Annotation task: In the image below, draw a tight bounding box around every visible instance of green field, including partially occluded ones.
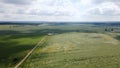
[0,23,120,68]
[21,32,120,68]
[0,25,46,68]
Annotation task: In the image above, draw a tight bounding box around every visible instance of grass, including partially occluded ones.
[0,25,46,68]
[0,34,44,68]
[0,24,120,68]
[21,32,120,68]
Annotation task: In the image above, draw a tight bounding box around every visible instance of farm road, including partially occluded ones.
[14,36,48,68]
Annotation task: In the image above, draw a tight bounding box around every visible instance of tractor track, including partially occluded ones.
[14,36,48,68]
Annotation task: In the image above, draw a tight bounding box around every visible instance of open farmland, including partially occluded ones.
[0,25,46,68]
[21,32,120,68]
[0,23,120,68]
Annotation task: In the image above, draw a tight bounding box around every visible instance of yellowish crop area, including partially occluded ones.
[22,32,120,68]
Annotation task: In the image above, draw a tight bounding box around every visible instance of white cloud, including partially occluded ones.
[0,0,120,21]
[80,0,92,5]
[26,0,79,16]
[0,0,79,16]
[86,2,120,16]
[0,0,32,5]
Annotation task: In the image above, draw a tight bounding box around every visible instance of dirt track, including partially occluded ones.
[14,36,47,68]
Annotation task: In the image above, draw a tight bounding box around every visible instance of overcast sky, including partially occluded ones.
[0,0,120,22]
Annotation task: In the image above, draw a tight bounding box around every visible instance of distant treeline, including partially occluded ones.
[0,22,42,25]
[0,21,120,26]
[92,23,120,26]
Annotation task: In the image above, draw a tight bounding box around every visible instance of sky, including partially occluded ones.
[0,0,120,22]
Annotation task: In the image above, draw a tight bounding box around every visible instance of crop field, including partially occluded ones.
[21,32,120,68]
[0,23,120,68]
[0,25,46,68]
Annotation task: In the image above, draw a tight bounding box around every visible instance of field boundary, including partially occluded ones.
[14,36,47,68]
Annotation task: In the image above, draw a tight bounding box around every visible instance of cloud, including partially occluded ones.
[0,0,32,5]
[0,0,120,21]
[0,0,79,16]
[93,0,120,4]
[0,2,28,14]
[86,2,120,16]
[25,0,79,16]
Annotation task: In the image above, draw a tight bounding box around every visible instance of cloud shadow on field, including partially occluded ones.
[114,35,120,41]
[28,28,98,34]
[0,39,36,66]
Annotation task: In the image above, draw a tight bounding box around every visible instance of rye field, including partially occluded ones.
[21,32,120,68]
[0,23,120,68]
